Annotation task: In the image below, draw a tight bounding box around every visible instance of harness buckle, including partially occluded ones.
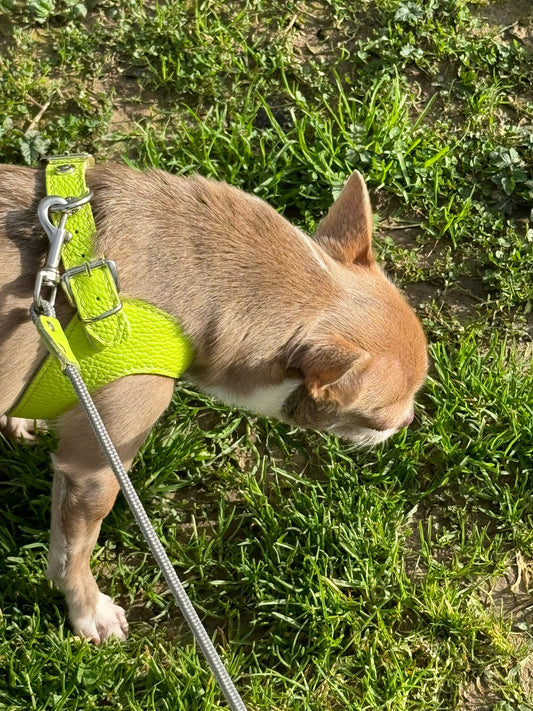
[61,258,123,323]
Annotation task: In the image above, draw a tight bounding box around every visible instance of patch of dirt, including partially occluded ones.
[0,12,15,54]
[470,0,533,52]
[404,502,533,709]
[287,0,363,62]
[90,74,165,158]
[460,553,533,708]
[521,654,533,697]
[376,216,490,325]
[481,553,533,631]
[441,277,489,319]
[458,677,503,711]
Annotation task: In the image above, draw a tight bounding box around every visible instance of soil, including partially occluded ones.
[462,555,533,709]
[470,0,533,52]
[404,498,533,710]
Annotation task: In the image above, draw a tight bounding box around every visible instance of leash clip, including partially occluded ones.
[34,192,93,313]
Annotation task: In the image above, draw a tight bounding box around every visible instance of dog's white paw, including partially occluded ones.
[71,593,129,645]
[0,416,40,442]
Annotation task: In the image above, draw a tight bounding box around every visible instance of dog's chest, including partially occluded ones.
[198,379,302,419]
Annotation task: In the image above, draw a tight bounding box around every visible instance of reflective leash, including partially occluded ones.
[32,192,248,711]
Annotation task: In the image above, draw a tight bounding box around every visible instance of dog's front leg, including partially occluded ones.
[47,374,175,644]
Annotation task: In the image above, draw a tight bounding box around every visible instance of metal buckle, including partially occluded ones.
[47,152,93,161]
[61,259,122,323]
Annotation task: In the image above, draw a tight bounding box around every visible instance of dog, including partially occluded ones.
[0,163,427,643]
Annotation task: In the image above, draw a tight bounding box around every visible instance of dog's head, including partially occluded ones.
[281,171,428,446]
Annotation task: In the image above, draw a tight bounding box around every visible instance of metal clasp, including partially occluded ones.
[34,192,93,312]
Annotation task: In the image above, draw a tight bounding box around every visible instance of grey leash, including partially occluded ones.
[64,362,248,711]
[30,193,249,711]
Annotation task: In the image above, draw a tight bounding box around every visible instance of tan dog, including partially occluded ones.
[0,164,427,643]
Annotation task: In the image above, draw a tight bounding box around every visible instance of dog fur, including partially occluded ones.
[0,163,427,642]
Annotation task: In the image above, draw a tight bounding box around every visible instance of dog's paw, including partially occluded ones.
[0,416,42,442]
[71,593,129,645]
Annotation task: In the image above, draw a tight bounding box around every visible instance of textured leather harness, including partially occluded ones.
[10,154,193,419]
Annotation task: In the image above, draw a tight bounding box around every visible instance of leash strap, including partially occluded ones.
[28,155,248,711]
[31,313,247,711]
[64,361,248,711]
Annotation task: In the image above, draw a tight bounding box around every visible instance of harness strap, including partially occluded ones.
[47,154,130,348]
[8,154,194,419]
[11,300,192,420]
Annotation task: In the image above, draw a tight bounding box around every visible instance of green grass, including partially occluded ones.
[1,0,533,709]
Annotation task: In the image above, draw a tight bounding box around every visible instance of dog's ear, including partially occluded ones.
[314,171,374,266]
[297,339,371,408]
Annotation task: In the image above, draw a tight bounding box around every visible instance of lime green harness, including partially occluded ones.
[10,154,193,420]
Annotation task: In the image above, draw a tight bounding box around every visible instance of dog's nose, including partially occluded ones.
[400,408,414,429]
